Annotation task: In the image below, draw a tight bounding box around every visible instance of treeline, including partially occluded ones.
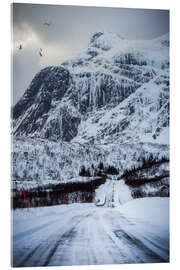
[132,188,169,199]
[131,181,169,199]
[119,153,169,201]
[12,177,106,209]
[79,162,119,177]
[121,154,169,182]
[125,174,169,187]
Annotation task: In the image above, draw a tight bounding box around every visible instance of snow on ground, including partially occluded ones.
[118,197,169,230]
[12,197,169,267]
[114,180,133,205]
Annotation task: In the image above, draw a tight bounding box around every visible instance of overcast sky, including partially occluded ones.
[12,3,169,105]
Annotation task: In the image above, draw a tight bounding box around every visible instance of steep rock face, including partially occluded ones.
[69,71,141,114]
[13,32,169,144]
[13,66,80,141]
[13,66,70,120]
[72,72,169,144]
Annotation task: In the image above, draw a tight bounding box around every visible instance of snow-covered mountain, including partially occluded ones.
[13,32,169,145]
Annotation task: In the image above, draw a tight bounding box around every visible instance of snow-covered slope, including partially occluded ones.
[12,137,169,189]
[13,32,169,145]
[72,75,169,144]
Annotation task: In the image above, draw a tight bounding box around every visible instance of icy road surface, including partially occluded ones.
[12,197,169,267]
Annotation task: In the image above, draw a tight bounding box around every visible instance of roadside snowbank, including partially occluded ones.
[118,197,169,230]
[114,180,133,205]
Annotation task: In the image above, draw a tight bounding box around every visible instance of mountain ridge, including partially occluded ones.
[13,32,169,145]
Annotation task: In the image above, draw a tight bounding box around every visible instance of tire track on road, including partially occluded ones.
[15,213,91,267]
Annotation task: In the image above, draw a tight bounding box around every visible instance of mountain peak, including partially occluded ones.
[89,31,124,51]
[13,31,169,145]
[90,32,104,43]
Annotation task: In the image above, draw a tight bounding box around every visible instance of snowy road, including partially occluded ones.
[12,198,169,267]
[95,179,133,207]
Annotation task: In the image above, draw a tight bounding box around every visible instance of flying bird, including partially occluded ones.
[17,44,22,50]
[39,48,43,57]
[43,22,51,26]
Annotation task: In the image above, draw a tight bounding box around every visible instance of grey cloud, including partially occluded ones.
[12,3,169,104]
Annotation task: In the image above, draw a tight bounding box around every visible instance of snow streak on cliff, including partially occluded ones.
[13,32,169,145]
